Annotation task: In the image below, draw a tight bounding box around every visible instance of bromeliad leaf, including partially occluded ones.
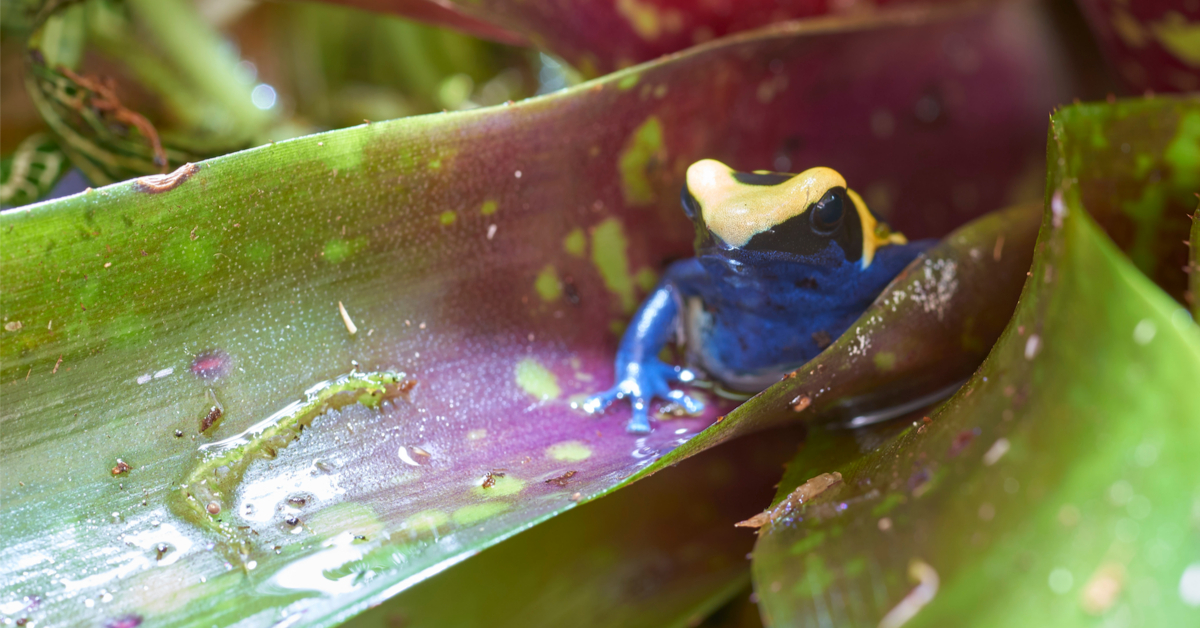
[751,96,1200,628]
[351,426,805,628]
[0,4,1089,627]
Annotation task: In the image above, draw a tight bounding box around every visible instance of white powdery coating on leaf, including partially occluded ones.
[847,327,872,357]
[1051,190,1068,228]
[908,258,958,321]
[886,289,909,313]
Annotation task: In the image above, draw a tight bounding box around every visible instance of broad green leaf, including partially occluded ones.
[1,4,1087,626]
[752,95,1200,627]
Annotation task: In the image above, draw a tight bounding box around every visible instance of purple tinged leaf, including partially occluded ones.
[349,426,804,628]
[1074,0,1200,94]
[0,4,1095,626]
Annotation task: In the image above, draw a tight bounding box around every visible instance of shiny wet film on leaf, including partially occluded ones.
[1,3,1095,627]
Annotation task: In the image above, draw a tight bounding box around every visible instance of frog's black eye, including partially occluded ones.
[742,185,863,262]
[810,189,845,235]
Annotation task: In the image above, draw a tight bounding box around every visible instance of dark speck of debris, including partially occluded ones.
[908,469,931,494]
[155,543,170,560]
[482,470,507,489]
[111,459,131,476]
[191,349,231,380]
[104,614,143,628]
[285,515,300,527]
[353,535,368,542]
[287,496,307,507]
[200,404,223,433]
[174,429,184,438]
[948,428,980,457]
[545,470,577,487]
[563,276,581,305]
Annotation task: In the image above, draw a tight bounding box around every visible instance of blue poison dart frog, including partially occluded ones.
[582,159,932,433]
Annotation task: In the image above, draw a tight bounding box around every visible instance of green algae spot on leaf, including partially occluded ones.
[591,217,637,313]
[535,264,562,301]
[452,501,511,526]
[546,440,593,462]
[563,227,587,257]
[514,358,561,400]
[618,116,664,206]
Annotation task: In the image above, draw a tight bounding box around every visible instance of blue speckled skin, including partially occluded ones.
[583,169,932,433]
[680,241,930,387]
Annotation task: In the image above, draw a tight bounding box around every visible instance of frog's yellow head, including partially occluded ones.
[682,159,907,268]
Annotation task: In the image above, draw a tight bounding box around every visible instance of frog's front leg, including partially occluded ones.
[582,261,705,433]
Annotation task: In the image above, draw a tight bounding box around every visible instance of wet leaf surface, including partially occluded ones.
[752,96,1200,627]
[1,4,1087,626]
[346,426,802,628]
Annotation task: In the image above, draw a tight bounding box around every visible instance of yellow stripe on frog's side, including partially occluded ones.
[686,159,907,269]
[847,188,908,268]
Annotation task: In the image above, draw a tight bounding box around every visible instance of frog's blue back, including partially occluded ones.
[681,239,930,392]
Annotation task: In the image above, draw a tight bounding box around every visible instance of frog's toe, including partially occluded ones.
[672,367,699,384]
[665,389,705,415]
[580,388,621,414]
[653,362,697,384]
[625,400,652,434]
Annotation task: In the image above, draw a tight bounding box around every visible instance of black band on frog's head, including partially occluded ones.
[681,159,905,268]
[731,171,793,186]
[742,186,864,263]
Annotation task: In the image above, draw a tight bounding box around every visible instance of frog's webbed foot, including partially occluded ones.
[581,361,704,434]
